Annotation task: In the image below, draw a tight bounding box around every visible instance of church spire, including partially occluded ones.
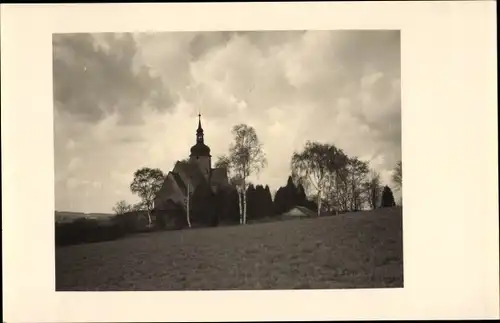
[196,113,204,144]
[190,112,211,158]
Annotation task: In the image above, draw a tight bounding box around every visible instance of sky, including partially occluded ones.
[53,30,401,213]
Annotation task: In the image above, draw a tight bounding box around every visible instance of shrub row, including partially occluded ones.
[55,218,127,246]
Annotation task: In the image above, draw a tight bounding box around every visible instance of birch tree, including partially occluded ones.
[364,170,382,210]
[129,167,165,227]
[226,124,267,225]
[291,141,347,216]
[184,182,192,228]
[230,174,245,224]
[292,142,329,216]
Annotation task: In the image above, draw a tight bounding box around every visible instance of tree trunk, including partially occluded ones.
[317,189,322,216]
[242,177,247,224]
[351,180,356,211]
[333,175,339,215]
[238,190,243,224]
[186,184,192,228]
[146,209,152,227]
[243,192,247,224]
[353,191,358,211]
[371,188,377,210]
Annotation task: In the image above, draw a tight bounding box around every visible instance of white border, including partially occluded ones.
[2,2,498,322]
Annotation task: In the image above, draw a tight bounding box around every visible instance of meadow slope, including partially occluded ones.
[56,207,403,290]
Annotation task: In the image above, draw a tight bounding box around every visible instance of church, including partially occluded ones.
[153,114,231,226]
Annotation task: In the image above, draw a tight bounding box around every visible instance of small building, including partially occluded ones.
[283,206,317,218]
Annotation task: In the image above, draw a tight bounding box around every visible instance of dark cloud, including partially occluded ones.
[188,31,306,61]
[235,30,306,53]
[332,30,401,79]
[188,31,233,60]
[53,33,176,124]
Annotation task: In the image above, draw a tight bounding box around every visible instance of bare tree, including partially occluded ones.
[364,170,382,210]
[112,200,132,215]
[392,160,402,191]
[325,165,350,214]
[226,124,267,225]
[322,171,342,214]
[345,157,370,211]
[130,167,165,226]
[392,160,402,205]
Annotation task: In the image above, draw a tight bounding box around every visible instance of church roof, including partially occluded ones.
[171,172,187,194]
[173,160,206,189]
[284,206,316,217]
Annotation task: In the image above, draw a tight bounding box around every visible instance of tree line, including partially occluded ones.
[291,141,400,215]
[56,122,402,246]
[118,123,402,225]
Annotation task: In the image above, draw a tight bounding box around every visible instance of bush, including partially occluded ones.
[217,188,241,224]
[191,181,218,227]
[155,208,186,231]
[115,211,152,233]
[55,217,126,246]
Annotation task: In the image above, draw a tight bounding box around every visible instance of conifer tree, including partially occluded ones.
[380,185,396,208]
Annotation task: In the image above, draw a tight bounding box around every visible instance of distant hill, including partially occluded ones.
[55,211,115,224]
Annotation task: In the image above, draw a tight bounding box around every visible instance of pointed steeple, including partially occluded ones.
[196,113,204,143]
[190,113,211,158]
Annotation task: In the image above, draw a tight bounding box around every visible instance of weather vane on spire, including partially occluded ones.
[198,101,202,128]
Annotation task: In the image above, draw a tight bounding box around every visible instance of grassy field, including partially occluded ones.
[56,207,403,291]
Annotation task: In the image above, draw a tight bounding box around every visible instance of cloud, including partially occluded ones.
[188,31,234,60]
[53,33,175,125]
[54,30,401,213]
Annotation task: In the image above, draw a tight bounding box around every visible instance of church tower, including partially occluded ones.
[189,114,211,179]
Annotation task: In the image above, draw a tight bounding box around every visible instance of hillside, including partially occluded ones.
[55,211,115,223]
[56,207,403,291]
